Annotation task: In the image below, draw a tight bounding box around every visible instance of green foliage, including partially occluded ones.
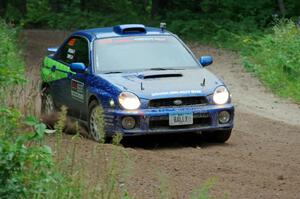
[4,4,20,23]
[2,0,299,32]
[0,111,53,199]
[23,0,142,29]
[94,105,106,143]
[54,106,67,156]
[112,133,123,146]
[164,4,268,49]
[25,0,52,27]
[0,24,53,195]
[243,20,300,102]
[0,19,24,89]
[190,178,217,199]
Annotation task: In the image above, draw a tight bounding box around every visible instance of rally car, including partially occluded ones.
[41,24,234,142]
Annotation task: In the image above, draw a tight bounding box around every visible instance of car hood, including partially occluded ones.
[97,68,223,99]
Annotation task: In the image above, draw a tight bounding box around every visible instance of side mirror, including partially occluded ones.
[70,63,87,73]
[199,56,213,67]
[47,47,58,54]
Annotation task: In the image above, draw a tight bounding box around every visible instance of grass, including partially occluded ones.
[0,19,41,116]
[242,20,300,103]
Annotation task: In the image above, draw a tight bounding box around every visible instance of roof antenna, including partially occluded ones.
[160,22,166,32]
[201,78,206,87]
[141,82,144,90]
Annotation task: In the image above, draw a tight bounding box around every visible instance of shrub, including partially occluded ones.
[0,113,53,198]
[0,19,54,199]
[0,19,24,89]
[244,20,300,102]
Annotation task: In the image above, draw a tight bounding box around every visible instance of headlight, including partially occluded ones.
[118,92,141,110]
[213,86,230,105]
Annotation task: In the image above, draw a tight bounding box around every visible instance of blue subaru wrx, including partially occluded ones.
[41,24,234,142]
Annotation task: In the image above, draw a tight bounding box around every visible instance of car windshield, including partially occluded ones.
[94,36,199,73]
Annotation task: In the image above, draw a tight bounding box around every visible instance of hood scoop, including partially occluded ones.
[138,73,183,79]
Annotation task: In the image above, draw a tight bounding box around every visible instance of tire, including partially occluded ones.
[88,100,106,142]
[41,88,55,115]
[203,130,232,143]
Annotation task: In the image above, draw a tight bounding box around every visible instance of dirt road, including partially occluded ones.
[22,30,300,199]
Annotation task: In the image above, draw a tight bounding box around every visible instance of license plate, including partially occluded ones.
[169,113,193,126]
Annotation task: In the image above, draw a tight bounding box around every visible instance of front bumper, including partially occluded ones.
[105,104,234,136]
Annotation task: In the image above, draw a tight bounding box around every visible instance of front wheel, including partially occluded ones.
[203,130,232,143]
[88,100,106,142]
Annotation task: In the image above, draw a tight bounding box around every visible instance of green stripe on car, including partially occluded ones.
[41,57,74,82]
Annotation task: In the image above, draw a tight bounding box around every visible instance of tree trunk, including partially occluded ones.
[20,0,26,15]
[1,0,26,18]
[80,0,86,11]
[151,0,160,19]
[0,0,7,17]
[49,0,61,12]
[144,0,148,10]
[277,0,286,17]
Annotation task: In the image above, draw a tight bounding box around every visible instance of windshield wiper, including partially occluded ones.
[148,67,184,71]
[103,71,123,74]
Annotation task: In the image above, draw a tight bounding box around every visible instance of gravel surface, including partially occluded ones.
[22,30,300,199]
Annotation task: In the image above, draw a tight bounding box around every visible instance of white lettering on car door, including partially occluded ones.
[71,79,84,103]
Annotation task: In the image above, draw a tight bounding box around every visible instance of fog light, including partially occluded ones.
[121,116,136,130]
[218,111,230,124]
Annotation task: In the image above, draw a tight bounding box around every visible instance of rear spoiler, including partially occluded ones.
[47,47,58,54]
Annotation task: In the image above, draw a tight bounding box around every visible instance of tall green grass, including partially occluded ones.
[0,20,25,103]
[243,20,300,102]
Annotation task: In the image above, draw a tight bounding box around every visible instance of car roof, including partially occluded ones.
[71,24,172,41]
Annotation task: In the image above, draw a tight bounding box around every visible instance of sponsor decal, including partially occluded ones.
[67,54,74,60]
[151,90,202,96]
[173,99,183,106]
[97,37,167,44]
[68,38,76,46]
[67,48,75,60]
[71,79,84,102]
[68,48,75,54]
[133,37,167,41]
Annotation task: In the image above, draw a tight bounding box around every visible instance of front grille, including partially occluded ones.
[149,97,208,108]
[149,113,211,130]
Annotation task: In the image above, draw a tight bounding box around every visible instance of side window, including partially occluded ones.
[57,37,89,67]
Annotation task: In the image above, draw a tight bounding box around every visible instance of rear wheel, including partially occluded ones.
[88,100,106,142]
[41,88,55,115]
[203,130,232,143]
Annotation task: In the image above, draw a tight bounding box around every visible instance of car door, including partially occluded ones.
[66,36,90,119]
[47,38,77,109]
